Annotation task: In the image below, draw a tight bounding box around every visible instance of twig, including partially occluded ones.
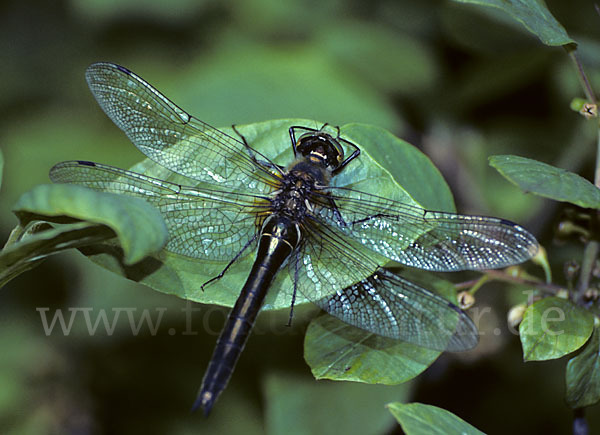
[575,241,599,304]
[565,46,596,105]
[454,269,564,296]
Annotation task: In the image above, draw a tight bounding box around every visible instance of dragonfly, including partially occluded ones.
[49,62,539,415]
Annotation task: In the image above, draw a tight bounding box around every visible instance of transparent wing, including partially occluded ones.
[290,218,477,351]
[315,186,538,272]
[50,160,266,261]
[317,269,478,351]
[85,62,279,194]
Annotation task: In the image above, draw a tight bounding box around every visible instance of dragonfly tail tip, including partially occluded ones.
[191,391,215,416]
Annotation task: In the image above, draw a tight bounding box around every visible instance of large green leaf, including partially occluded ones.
[450,0,574,46]
[566,325,600,408]
[519,297,594,361]
[304,314,441,384]
[80,120,454,309]
[11,184,168,265]
[489,155,600,209]
[388,402,485,435]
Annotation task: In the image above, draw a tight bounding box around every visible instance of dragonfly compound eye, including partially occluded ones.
[296,133,345,171]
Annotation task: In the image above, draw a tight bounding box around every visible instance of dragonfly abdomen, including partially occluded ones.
[195,215,300,415]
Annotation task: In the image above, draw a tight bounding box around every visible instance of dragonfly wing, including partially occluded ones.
[50,161,264,261]
[315,187,538,271]
[317,269,478,351]
[85,63,278,194]
[290,217,379,301]
[289,218,477,351]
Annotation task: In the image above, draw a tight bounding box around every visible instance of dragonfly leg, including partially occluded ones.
[332,136,360,174]
[232,124,285,171]
[327,196,348,227]
[350,212,395,226]
[200,233,259,291]
[288,126,301,156]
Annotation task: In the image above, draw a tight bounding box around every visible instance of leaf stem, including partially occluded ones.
[466,274,490,295]
[575,240,599,304]
[564,45,600,187]
[595,129,600,188]
[454,269,563,296]
[565,45,596,105]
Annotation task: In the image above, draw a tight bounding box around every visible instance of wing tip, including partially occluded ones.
[85,62,133,87]
[76,160,96,167]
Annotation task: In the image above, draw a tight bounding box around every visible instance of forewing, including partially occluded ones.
[290,218,477,351]
[316,187,538,272]
[85,62,278,193]
[50,161,264,261]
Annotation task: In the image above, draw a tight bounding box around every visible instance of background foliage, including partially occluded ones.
[2,0,600,433]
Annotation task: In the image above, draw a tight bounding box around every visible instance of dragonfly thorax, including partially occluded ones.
[270,162,328,223]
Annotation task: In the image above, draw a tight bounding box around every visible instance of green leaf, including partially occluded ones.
[12,184,168,265]
[489,155,600,209]
[304,314,440,384]
[264,372,408,435]
[450,0,575,46]
[76,120,454,309]
[0,221,113,289]
[566,325,600,408]
[388,402,485,435]
[519,297,594,361]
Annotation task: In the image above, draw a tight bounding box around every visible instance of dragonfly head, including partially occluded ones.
[295,131,345,172]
